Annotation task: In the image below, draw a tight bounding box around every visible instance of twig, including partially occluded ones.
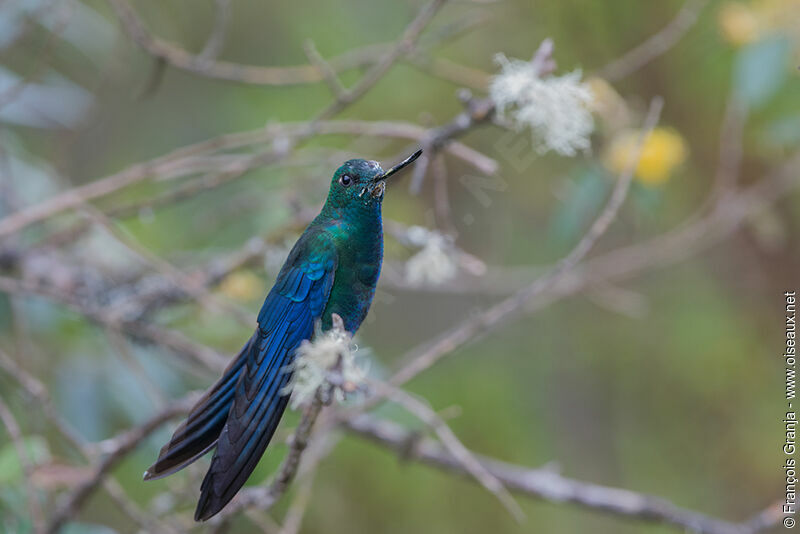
[105,328,168,408]
[278,473,315,534]
[740,502,783,533]
[200,0,232,60]
[408,54,490,90]
[407,37,555,193]
[0,349,87,453]
[432,154,457,235]
[277,434,338,534]
[303,40,346,99]
[271,389,327,496]
[315,0,449,120]
[103,478,183,534]
[408,90,497,194]
[0,396,44,533]
[370,380,524,521]
[598,0,709,81]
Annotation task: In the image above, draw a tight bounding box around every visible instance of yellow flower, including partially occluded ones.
[718,2,760,46]
[604,128,688,186]
[218,270,264,301]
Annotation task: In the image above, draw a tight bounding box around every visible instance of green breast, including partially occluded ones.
[320,209,383,333]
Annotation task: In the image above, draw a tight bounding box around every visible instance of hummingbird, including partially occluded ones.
[144,149,423,521]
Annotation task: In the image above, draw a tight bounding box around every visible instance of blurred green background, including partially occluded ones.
[0,0,798,532]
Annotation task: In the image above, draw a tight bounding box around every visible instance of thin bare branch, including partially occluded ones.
[303,40,347,99]
[316,0,449,120]
[200,0,232,60]
[0,396,44,533]
[598,0,709,81]
[0,349,88,453]
[370,380,524,521]
[277,434,338,534]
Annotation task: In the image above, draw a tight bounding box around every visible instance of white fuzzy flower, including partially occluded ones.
[287,314,368,409]
[490,54,594,156]
[404,228,458,287]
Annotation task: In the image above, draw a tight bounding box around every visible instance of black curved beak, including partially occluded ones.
[375,149,423,182]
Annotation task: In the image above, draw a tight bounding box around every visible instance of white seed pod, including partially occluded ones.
[490,54,595,157]
[287,314,369,409]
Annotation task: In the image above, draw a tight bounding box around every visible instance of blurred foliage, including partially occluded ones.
[1,0,799,533]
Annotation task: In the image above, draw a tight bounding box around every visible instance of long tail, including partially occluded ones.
[194,307,314,521]
[143,335,255,480]
[146,256,333,521]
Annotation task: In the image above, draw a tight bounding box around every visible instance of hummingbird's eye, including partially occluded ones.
[339,174,353,187]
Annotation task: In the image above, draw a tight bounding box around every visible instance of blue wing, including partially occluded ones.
[194,233,337,521]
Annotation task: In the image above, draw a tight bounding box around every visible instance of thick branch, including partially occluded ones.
[345,415,775,534]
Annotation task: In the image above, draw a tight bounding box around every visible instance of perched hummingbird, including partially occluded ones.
[144,149,422,521]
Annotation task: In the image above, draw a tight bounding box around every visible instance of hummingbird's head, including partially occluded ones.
[327,149,422,210]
